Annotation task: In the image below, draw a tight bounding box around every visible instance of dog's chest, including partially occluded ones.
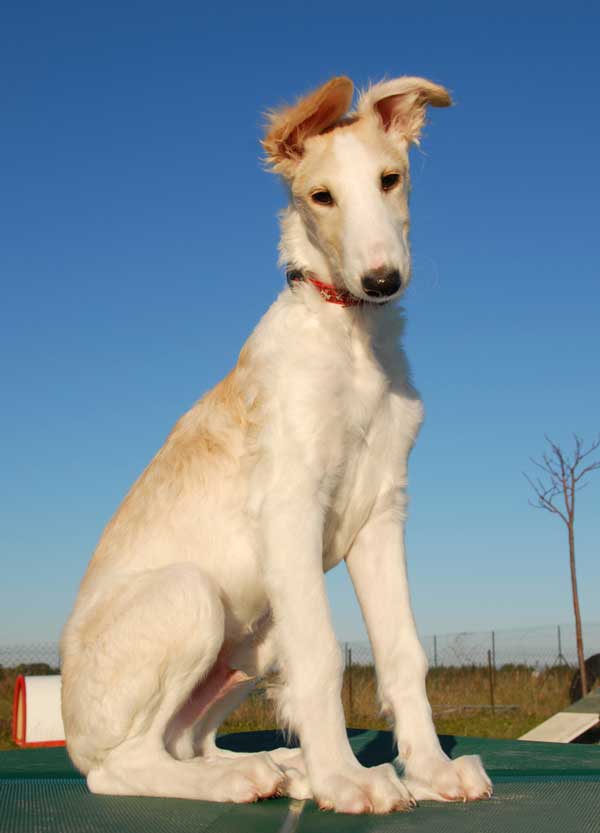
[251,298,418,570]
[320,334,394,568]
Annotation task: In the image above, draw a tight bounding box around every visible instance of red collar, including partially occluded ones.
[286,270,363,307]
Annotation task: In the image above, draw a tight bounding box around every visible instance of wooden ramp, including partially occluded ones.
[520,688,600,743]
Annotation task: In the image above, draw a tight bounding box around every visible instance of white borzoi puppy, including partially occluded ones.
[61,75,492,814]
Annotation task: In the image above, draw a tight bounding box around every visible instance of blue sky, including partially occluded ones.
[1,2,599,648]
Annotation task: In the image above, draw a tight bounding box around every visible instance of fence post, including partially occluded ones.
[491,630,496,683]
[487,649,495,714]
[343,642,348,712]
[348,647,353,722]
[555,625,569,666]
[433,635,438,669]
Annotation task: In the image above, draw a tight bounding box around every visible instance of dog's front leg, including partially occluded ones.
[259,491,413,814]
[346,503,493,803]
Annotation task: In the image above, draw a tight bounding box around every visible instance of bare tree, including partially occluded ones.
[525,434,600,697]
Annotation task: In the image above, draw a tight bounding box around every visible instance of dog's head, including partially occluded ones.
[263,76,451,303]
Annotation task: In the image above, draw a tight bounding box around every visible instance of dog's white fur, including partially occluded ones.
[60,75,492,813]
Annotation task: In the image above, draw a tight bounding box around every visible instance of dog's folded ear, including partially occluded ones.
[262,76,354,176]
[357,77,451,145]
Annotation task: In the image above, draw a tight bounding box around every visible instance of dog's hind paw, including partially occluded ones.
[204,750,287,802]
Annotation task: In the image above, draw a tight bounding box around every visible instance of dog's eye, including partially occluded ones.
[381,172,401,192]
[311,190,334,206]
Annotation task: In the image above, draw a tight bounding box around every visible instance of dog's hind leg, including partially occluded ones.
[192,681,312,800]
[62,563,285,801]
[175,624,312,800]
[165,614,276,761]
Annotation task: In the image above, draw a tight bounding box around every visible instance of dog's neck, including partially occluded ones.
[278,206,335,286]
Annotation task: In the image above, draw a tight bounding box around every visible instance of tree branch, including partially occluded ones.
[525,434,600,525]
[523,472,569,525]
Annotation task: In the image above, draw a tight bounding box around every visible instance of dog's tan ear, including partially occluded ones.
[357,77,451,145]
[262,76,354,176]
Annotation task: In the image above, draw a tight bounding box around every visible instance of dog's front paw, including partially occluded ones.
[315,763,414,814]
[403,753,492,802]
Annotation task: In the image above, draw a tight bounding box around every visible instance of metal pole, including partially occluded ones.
[487,650,495,714]
[433,635,438,669]
[491,630,496,683]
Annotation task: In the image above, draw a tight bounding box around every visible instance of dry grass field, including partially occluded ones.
[0,663,574,752]
[221,664,574,740]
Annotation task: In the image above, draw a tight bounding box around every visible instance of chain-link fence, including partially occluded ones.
[342,622,600,671]
[1,625,599,746]
[0,642,60,673]
[424,622,600,670]
[1,623,599,674]
[339,624,600,728]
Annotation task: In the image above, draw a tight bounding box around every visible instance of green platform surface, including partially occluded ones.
[1,730,600,833]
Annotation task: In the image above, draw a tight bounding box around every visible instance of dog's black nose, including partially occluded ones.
[361,269,402,299]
